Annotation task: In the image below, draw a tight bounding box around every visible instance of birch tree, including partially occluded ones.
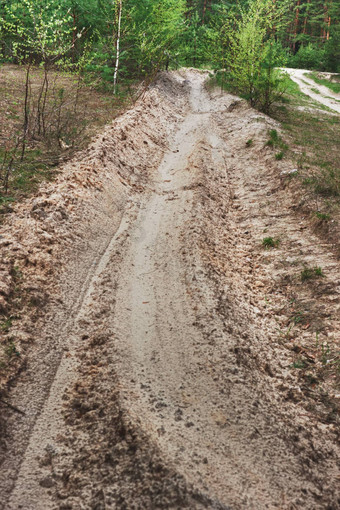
[113,0,122,94]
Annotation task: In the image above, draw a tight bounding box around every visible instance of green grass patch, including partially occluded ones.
[0,316,13,333]
[281,76,307,100]
[308,72,340,95]
[314,211,330,221]
[5,339,20,358]
[266,129,279,146]
[271,100,340,197]
[291,358,307,369]
[301,266,324,282]
[265,129,288,161]
[262,236,280,249]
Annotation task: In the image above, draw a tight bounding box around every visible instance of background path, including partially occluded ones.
[281,67,340,113]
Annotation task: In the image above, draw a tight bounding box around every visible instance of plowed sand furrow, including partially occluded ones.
[0,71,339,510]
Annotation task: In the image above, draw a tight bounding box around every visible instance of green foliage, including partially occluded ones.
[126,0,186,75]
[323,25,340,73]
[301,266,324,282]
[215,0,289,113]
[0,0,74,63]
[288,44,325,71]
[287,20,340,74]
[314,211,330,222]
[262,237,280,249]
[1,0,339,85]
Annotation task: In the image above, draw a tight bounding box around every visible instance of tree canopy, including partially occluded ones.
[1,0,339,86]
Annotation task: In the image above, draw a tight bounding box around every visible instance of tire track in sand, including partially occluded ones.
[4,206,135,509]
[112,74,243,505]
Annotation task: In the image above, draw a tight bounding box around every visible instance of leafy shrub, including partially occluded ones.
[323,25,340,73]
[288,44,325,70]
[223,0,288,113]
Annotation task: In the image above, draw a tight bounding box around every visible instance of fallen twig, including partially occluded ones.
[0,398,25,415]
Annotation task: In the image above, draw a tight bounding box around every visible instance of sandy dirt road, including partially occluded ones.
[0,71,339,509]
[281,67,340,113]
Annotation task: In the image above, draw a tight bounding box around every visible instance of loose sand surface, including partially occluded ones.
[0,71,339,509]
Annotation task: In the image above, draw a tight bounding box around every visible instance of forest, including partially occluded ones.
[1,0,339,88]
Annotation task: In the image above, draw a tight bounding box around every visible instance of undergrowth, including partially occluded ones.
[272,85,340,200]
[0,65,137,216]
[300,266,324,281]
[262,236,280,249]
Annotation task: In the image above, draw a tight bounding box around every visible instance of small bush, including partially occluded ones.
[223,1,288,114]
[262,237,280,249]
[301,266,324,281]
[314,211,330,222]
[289,44,325,70]
[268,129,278,144]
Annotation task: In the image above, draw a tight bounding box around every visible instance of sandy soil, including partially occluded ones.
[281,67,340,113]
[0,71,339,509]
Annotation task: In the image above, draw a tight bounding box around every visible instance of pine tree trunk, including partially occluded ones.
[303,0,310,34]
[293,0,301,53]
[202,0,207,24]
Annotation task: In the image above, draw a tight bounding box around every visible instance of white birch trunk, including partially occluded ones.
[113,0,122,95]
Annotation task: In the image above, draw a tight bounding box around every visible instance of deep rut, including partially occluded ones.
[3,211,135,509]
[112,81,242,504]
